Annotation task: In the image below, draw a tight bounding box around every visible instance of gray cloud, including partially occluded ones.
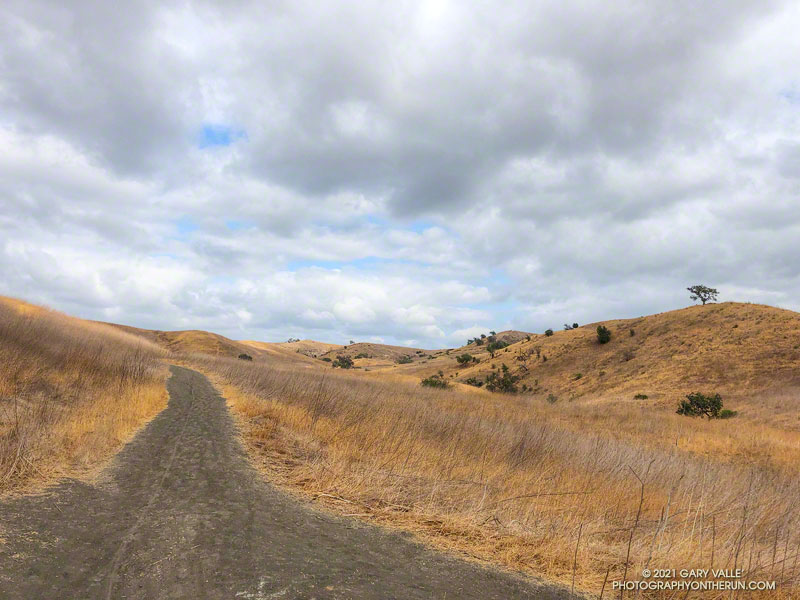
[1,0,799,346]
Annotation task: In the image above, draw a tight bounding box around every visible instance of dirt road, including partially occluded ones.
[0,366,568,599]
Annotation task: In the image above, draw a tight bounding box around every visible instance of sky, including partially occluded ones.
[1,0,799,347]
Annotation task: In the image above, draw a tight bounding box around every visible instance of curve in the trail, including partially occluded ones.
[0,366,569,599]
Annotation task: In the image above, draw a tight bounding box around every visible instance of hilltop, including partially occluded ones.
[15,295,800,409]
[412,302,800,406]
[4,294,800,593]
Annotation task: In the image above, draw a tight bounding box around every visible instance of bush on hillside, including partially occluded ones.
[238,353,253,361]
[332,355,354,369]
[596,325,611,344]
[421,372,449,389]
[633,393,648,400]
[485,364,520,393]
[544,329,554,337]
[486,340,509,354]
[456,353,476,365]
[676,392,723,419]
[463,377,484,387]
[396,355,413,364]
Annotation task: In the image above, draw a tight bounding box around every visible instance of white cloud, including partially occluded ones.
[1,0,799,346]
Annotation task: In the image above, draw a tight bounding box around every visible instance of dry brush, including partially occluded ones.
[0,300,168,492]
[195,353,800,598]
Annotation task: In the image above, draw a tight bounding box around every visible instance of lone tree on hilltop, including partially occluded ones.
[688,285,719,305]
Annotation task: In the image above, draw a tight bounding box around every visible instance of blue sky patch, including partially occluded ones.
[174,216,199,237]
[199,124,247,148]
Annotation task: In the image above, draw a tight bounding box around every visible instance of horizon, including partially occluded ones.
[13,293,789,350]
[3,2,800,347]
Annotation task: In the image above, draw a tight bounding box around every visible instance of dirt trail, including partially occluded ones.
[0,366,567,599]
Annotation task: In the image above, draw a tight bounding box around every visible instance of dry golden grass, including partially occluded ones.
[0,297,168,493]
[384,303,800,405]
[193,351,800,598]
[243,339,344,359]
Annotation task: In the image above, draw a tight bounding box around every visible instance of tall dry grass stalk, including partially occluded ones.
[195,354,800,598]
[0,300,168,493]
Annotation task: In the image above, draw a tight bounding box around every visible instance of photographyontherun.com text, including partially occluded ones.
[613,569,776,592]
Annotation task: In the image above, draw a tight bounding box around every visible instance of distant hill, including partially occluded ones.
[104,323,258,358]
[317,341,436,368]
[245,339,343,358]
[10,295,800,406]
[439,302,800,403]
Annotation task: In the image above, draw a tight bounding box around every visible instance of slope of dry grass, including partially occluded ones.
[106,322,258,358]
[244,339,344,359]
[378,303,800,405]
[193,352,800,598]
[0,298,168,493]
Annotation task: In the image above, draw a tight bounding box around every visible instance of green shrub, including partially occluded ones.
[456,353,474,365]
[572,372,582,380]
[321,357,332,362]
[355,353,369,359]
[719,408,738,419]
[544,329,554,337]
[332,355,354,369]
[676,392,723,419]
[421,371,449,389]
[485,364,519,393]
[486,340,509,354]
[396,355,413,364]
[546,393,558,404]
[596,325,611,344]
[463,377,484,387]
[237,353,253,361]
[633,393,648,400]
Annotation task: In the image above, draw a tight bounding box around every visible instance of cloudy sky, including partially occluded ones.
[1,1,799,347]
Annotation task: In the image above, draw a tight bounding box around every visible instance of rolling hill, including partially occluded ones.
[98,301,800,411]
[352,303,800,409]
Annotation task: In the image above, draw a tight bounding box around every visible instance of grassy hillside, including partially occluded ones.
[374,303,800,406]
[8,294,799,594]
[180,302,800,597]
[195,349,800,598]
[0,297,168,493]
[106,323,259,358]
[258,339,344,358]
[319,341,434,368]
